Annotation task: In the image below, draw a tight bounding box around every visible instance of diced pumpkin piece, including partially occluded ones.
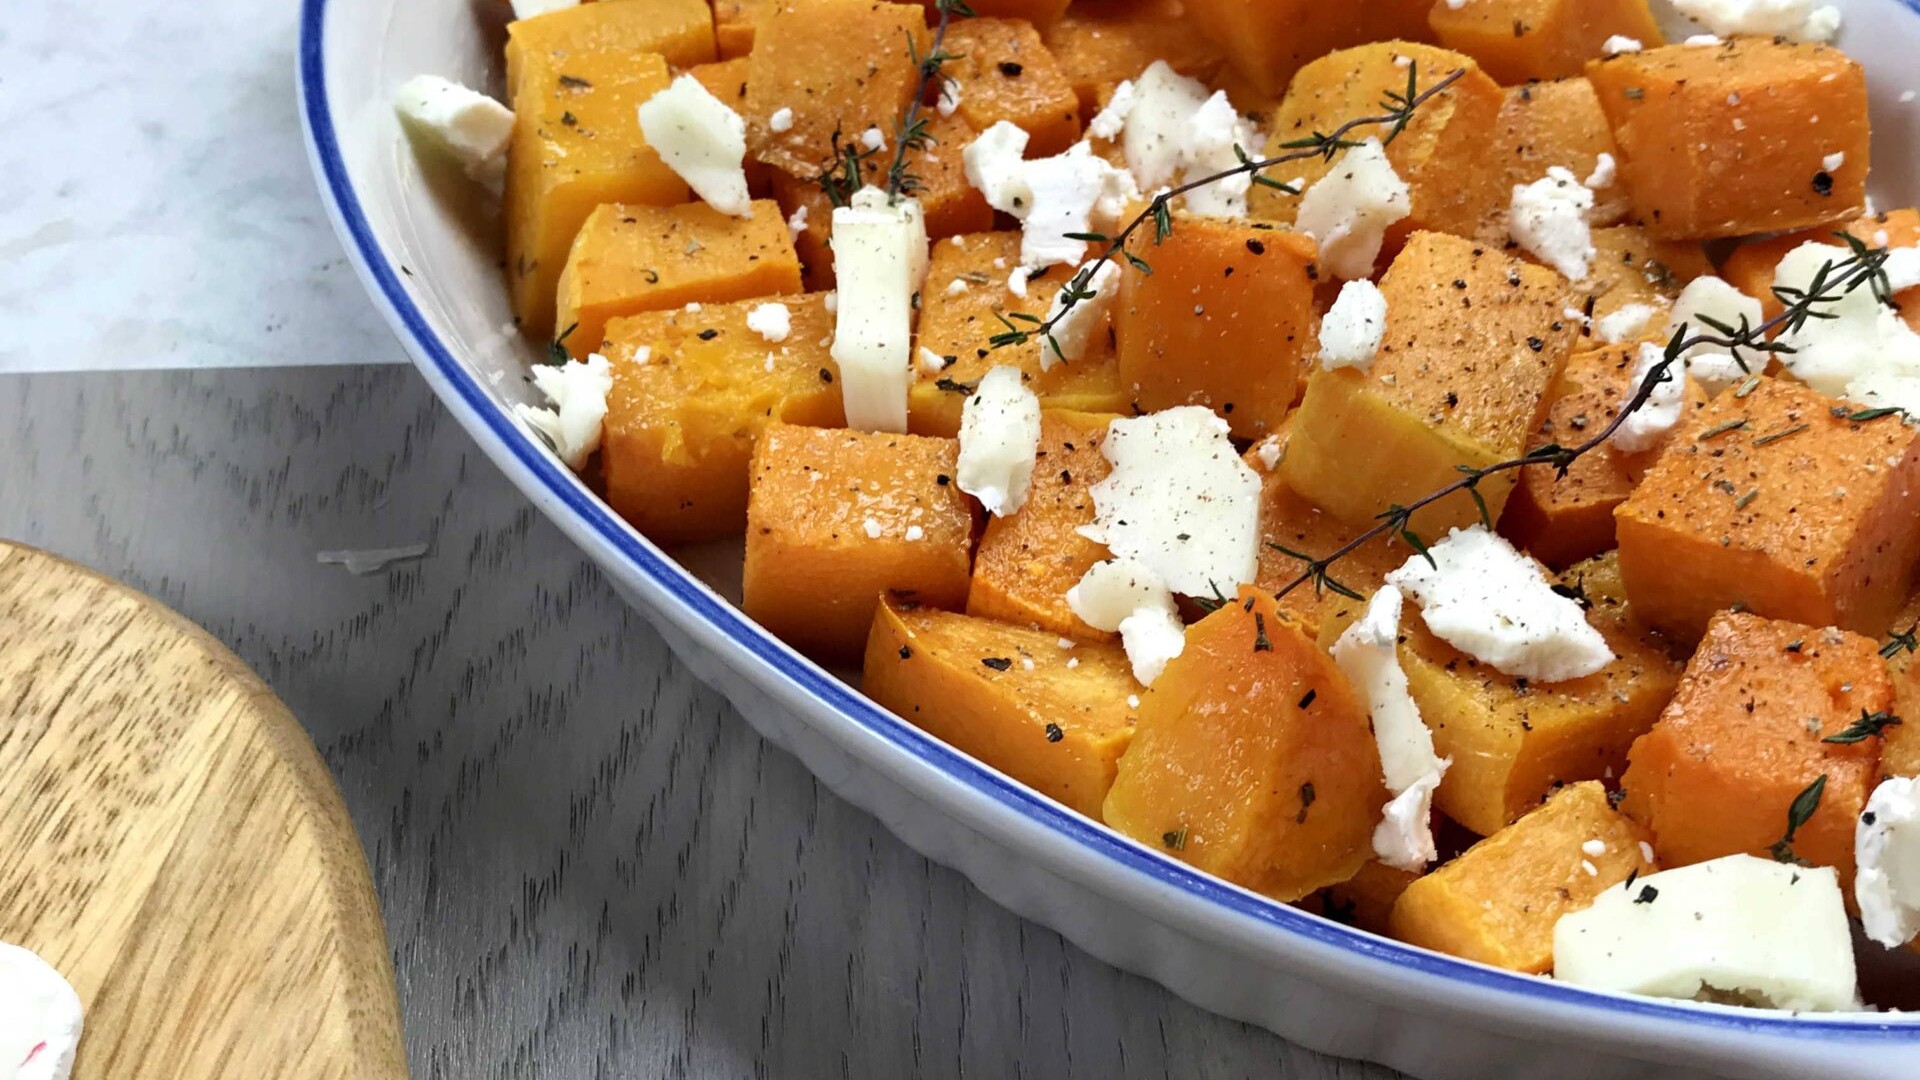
[1576,225,1711,324]
[504,51,686,335]
[1586,38,1869,240]
[1250,43,1506,246]
[915,0,1072,26]
[1183,0,1436,99]
[743,423,978,660]
[505,0,716,98]
[555,200,802,359]
[1388,781,1656,973]
[744,0,930,179]
[1115,220,1318,440]
[599,295,843,544]
[1487,79,1630,237]
[910,232,1129,437]
[687,58,773,197]
[966,411,1117,640]
[1103,588,1387,902]
[1398,552,1683,837]
[1281,231,1577,534]
[942,18,1083,159]
[1722,209,1920,331]
[1883,590,1920,782]
[864,597,1136,818]
[1039,0,1225,115]
[1253,474,1414,641]
[1621,612,1891,891]
[1317,860,1422,937]
[712,0,772,59]
[1429,0,1664,86]
[1615,377,1920,641]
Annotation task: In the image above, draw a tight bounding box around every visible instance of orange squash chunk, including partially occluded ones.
[1430,0,1664,86]
[910,232,1129,437]
[1182,0,1436,99]
[686,58,773,198]
[1115,221,1317,440]
[1253,473,1412,642]
[1388,782,1656,973]
[1586,38,1869,240]
[1039,0,1225,115]
[1316,860,1422,937]
[1722,209,1920,331]
[1487,79,1630,236]
[942,18,1083,159]
[916,0,1072,26]
[504,0,715,98]
[1621,612,1891,892]
[504,51,686,335]
[743,424,978,661]
[555,200,802,359]
[1615,377,1920,641]
[1102,589,1386,903]
[966,411,1117,641]
[599,295,843,545]
[1577,225,1712,324]
[712,0,772,59]
[1883,590,1920,781]
[744,0,930,179]
[1250,43,1506,246]
[1282,232,1577,535]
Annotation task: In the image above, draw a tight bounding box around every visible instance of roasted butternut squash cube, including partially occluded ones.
[1316,860,1422,937]
[1577,225,1711,324]
[712,0,772,59]
[555,200,802,359]
[1250,43,1506,245]
[1281,232,1577,534]
[1388,782,1656,973]
[1621,612,1892,892]
[1115,221,1317,440]
[1399,553,1683,837]
[1253,475,1413,641]
[1103,590,1386,902]
[505,0,716,98]
[1183,0,1436,99]
[966,410,1117,640]
[743,424,978,660]
[745,0,930,179]
[600,295,843,544]
[1040,0,1225,115]
[1615,377,1920,641]
[1723,209,1920,331]
[687,58,773,198]
[917,0,1072,26]
[504,51,686,335]
[1586,38,1869,240]
[1430,0,1664,86]
[1487,79,1630,236]
[864,597,1135,818]
[942,18,1083,159]
[910,232,1129,436]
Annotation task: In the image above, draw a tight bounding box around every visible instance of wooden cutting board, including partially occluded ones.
[0,543,407,1079]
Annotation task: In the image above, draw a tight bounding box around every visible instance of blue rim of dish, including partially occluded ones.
[299,0,1920,1042]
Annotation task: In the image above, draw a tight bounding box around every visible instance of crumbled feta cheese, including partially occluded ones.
[964,121,1035,215]
[1858,776,1920,948]
[1773,241,1920,401]
[785,203,810,241]
[917,347,950,374]
[1180,91,1260,219]
[1666,275,1765,393]
[1596,302,1658,345]
[957,366,1043,517]
[1319,280,1389,371]
[830,187,929,432]
[509,0,576,21]
[1332,586,1449,871]
[744,302,792,343]
[393,75,515,191]
[515,352,614,470]
[1683,33,1724,45]
[1612,343,1686,453]
[1296,138,1411,280]
[1582,839,1609,858]
[1016,143,1137,270]
[1007,265,1030,299]
[1123,61,1210,190]
[1603,35,1644,54]
[1884,246,1920,293]
[1067,558,1187,686]
[1088,79,1137,141]
[768,106,794,133]
[1087,407,1262,598]
[1253,436,1284,471]
[860,126,887,152]
[1553,854,1859,1012]
[906,524,925,542]
[0,943,83,1080]
[936,78,962,118]
[1668,0,1842,43]
[863,518,884,539]
[1386,525,1614,683]
[1583,152,1617,191]
[1509,167,1595,282]
[636,75,752,217]
[1844,370,1920,419]
[1038,261,1121,369]
[1822,151,1847,172]
[945,277,970,297]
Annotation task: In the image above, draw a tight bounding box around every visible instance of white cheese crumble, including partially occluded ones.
[936,78,962,118]
[744,302,792,343]
[1253,436,1284,471]
[393,75,515,192]
[1823,151,1847,172]
[1088,79,1137,141]
[1067,558,1187,686]
[509,0,577,20]
[1666,275,1766,394]
[1611,343,1686,454]
[1086,407,1262,598]
[1583,152,1617,191]
[636,75,752,217]
[1603,35,1644,55]
[964,125,1137,272]
[1121,61,1210,190]
[863,517,884,539]
[0,942,84,1080]
[1295,138,1411,281]
[860,126,887,152]
[516,352,614,470]
[1319,280,1389,371]
[1668,0,1843,43]
[1595,302,1658,345]
[1038,261,1121,369]
[962,121,1034,216]
[785,203,810,242]
[768,107,794,133]
[1331,586,1449,871]
[829,187,929,433]
[1508,166,1595,282]
[1773,241,1920,405]
[1385,525,1614,683]
[1553,854,1859,1012]
[1179,91,1260,220]
[917,346,950,374]
[1582,839,1609,858]
[1857,775,1920,948]
[956,366,1043,517]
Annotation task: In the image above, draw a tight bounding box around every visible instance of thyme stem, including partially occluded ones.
[885,0,972,201]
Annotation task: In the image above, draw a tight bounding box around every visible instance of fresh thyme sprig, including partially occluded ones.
[814,129,882,210]
[987,65,1468,356]
[886,0,973,201]
[1768,774,1828,866]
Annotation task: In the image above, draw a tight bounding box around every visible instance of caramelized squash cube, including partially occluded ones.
[1040,0,1225,115]
[1281,232,1576,534]
[505,0,716,97]
[1615,377,1920,641]
[712,0,772,59]
[1487,79,1631,236]
[864,597,1135,818]
[1253,473,1413,641]
[1576,225,1711,324]
[1722,209,1920,331]
[1586,38,1869,240]
[744,0,930,179]
[1388,782,1656,973]
[1317,860,1422,937]
[687,58,773,198]
[1183,0,1436,99]
[942,18,1083,159]
[917,0,1072,26]
[1621,612,1891,891]
[744,424,978,660]
[1103,590,1387,902]
[1430,0,1664,86]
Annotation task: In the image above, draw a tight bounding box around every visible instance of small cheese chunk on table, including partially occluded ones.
[942,18,1084,159]
[743,423,979,660]
[1430,0,1665,85]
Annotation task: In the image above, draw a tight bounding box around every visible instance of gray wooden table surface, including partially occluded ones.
[0,368,1402,1079]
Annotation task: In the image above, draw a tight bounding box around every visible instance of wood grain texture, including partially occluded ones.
[0,367,1405,1080]
[0,542,407,1079]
